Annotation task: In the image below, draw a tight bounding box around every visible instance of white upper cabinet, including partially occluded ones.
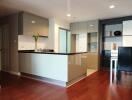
[70,23,78,34]
[87,20,98,33]
[78,22,88,34]
[70,20,98,34]
[71,22,87,34]
[19,12,49,36]
[123,20,132,36]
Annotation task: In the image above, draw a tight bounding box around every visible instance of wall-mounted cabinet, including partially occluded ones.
[78,22,88,34]
[70,23,78,34]
[87,32,98,52]
[71,22,87,34]
[19,12,49,37]
[70,20,98,34]
[87,20,98,33]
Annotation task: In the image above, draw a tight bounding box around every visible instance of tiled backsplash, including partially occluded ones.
[18,35,48,50]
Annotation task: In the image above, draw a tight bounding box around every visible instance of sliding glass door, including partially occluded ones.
[59,28,71,53]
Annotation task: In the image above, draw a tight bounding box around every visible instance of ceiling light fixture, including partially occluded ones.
[90,25,94,27]
[109,5,115,9]
[67,0,71,17]
[31,20,36,24]
[67,13,71,17]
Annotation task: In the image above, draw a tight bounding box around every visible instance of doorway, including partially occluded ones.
[59,28,71,53]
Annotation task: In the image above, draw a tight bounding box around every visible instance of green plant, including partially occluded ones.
[33,33,40,42]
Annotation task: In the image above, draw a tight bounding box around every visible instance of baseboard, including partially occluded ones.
[21,72,66,87]
[1,70,10,73]
[67,74,87,87]
[1,70,21,76]
[9,71,21,76]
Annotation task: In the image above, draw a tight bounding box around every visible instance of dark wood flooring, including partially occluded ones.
[0,71,132,100]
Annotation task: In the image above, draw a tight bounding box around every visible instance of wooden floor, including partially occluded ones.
[0,71,132,100]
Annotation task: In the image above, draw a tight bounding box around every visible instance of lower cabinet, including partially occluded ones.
[87,53,98,70]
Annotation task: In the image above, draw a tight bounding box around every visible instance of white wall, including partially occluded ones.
[123,36,132,46]
[123,20,132,36]
[123,20,132,46]
[18,35,49,50]
[48,18,55,49]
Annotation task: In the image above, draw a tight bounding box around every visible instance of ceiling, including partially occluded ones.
[0,0,132,23]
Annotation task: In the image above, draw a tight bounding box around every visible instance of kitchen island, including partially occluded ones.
[19,50,88,87]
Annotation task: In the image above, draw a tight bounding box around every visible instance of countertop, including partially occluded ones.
[18,50,88,55]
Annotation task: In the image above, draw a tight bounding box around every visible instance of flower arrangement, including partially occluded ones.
[33,33,40,42]
[33,33,40,52]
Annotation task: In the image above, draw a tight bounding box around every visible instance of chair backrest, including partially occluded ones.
[118,47,132,67]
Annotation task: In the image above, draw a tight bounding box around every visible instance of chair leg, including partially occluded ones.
[117,71,121,83]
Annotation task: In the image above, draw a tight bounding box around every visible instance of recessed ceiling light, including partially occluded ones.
[90,25,94,27]
[109,5,115,9]
[67,13,71,17]
[31,20,36,24]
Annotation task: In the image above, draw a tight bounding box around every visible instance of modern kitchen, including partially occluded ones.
[18,13,98,86]
[0,0,132,100]
[0,11,99,87]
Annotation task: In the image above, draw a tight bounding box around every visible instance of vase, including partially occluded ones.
[35,41,38,52]
[114,31,122,36]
